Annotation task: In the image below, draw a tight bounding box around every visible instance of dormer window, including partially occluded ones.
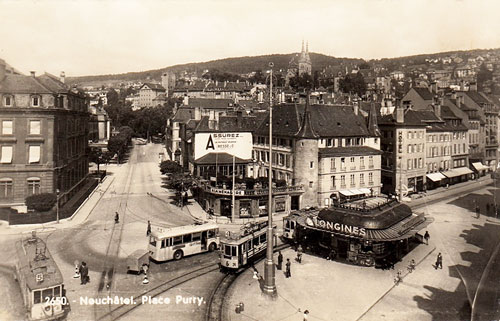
[31,95,41,107]
[3,95,13,107]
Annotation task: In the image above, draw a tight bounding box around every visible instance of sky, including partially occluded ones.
[1,0,500,77]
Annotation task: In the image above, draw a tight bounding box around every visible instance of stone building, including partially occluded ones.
[0,60,89,207]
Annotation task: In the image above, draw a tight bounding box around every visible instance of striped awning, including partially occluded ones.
[442,167,473,178]
[426,172,446,182]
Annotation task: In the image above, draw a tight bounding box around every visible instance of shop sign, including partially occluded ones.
[275,199,286,212]
[306,216,367,237]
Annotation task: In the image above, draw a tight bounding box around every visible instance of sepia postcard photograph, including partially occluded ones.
[1,0,500,320]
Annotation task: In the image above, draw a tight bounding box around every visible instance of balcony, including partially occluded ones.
[204,184,304,196]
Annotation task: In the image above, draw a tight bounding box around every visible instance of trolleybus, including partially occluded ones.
[149,223,219,261]
[15,233,68,321]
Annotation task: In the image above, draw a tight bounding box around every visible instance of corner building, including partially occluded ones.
[0,61,89,207]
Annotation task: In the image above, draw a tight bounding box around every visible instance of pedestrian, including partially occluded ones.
[147,220,151,236]
[476,206,481,219]
[435,252,443,270]
[285,258,291,278]
[80,261,89,285]
[424,231,430,245]
[115,212,119,224]
[297,245,303,263]
[303,309,309,321]
[277,251,283,270]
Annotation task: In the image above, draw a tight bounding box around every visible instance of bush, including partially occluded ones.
[160,160,183,175]
[25,193,57,212]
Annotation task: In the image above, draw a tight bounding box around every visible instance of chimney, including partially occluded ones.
[433,103,441,118]
[60,71,65,83]
[0,59,5,82]
[30,71,36,77]
[353,101,359,116]
[451,91,457,100]
[396,106,404,123]
[183,95,189,106]
[194,106,201,120]
[469,81,477,91]
[430,82,438,94]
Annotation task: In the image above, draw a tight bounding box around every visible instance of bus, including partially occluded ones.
[15,233,68,321]
[149,223,220,262]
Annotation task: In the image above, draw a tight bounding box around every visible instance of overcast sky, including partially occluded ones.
[1,0,500,77]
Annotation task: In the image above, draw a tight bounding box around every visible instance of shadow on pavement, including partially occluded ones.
[413,217,500,320]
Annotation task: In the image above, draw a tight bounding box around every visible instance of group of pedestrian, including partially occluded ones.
[275,250,292,278]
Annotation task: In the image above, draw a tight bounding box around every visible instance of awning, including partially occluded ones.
[350,189,365,195]
[426,172,446,182]
[359,188,372,194]
[442,167,473,178]
[472,162,489,171]
[339,190,355,196]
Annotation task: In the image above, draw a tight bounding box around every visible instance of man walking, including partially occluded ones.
[424,231,430,245]
[435,252,443,270]
[80,262,89,285]
[147,221,151,236]
[277,251,283,270]
[297,245,303,263]
[285,258,291,278]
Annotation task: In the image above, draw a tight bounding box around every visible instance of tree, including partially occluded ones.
[107,135,127,164]
[88,147,111,173]
[26,193,57,212]
[339,73,366,97]
[160,160,183,175]
[106,88,119,106]
[289,72,314,90]
[477,63,493,92]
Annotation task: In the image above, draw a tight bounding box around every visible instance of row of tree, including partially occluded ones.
[106,126,133,164]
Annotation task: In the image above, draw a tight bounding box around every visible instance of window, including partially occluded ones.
[2,120,12,135]
[193,232,201,241]
[3,95,13,107]
[29,120,41,135]
[34,290,42,304]
[369,172,373,184]
[341,158,346,170]
[31,95,40,107]
[330,158,335,171]
[208,229,217,238]
[360,157,365,169]
[28,145,41,163]
[407,159,412,170]
[309,181,313,188]
[259,233,266,243]
[0,146,13,163]
[327,138,333,147]
[27,178,40,195]
[182,234,192,243]
[369,156,374,168]
[408,145,412,153]
[149,236,157,247]
[331,176,335,188]
[360,173,364,185]
[350,174,355,186]
[0,178,13,199]
[310,161,314,169]
[340,175,346,187]
[173,236,182,245]
[350,157,355,163]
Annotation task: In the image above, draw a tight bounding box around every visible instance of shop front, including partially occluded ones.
[441,167,473,184]
[293,197,431,267]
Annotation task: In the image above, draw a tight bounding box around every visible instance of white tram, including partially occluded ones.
[15,234,68,321]
[149,223,220,262]
[219,221,275,272]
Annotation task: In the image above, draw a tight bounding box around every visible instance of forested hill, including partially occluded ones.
[66,53,364,85]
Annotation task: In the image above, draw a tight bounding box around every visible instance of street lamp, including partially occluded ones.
[56,189,60,224]
[263,62,277,297]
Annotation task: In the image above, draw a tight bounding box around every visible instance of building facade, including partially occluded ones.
[0,62,89,207]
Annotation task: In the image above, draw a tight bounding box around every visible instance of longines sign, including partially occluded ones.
[306,216,367,237]
[194,132,253,160]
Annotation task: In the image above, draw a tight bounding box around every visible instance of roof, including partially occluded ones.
[195,114,265,133]
[255,104,371,138]
[319,146,382,157]
[466,91,490,105]
[295,98,319,139]
[412,87,434,101]
[0,73,53,94]
[186,98,234,109]
[151,223,219,239]
[15,237,63,290]
[172,107,194,122]
[194,152,250,164]
[140,82,166,91]
[378,109,439,127]
[36,73,69,93]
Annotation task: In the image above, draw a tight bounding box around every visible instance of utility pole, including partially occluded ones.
[262,62,277,297]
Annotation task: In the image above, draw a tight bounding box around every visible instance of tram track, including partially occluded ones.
[204,243,291,321]
[95,263,219,321]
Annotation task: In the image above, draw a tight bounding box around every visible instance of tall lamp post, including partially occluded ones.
[56,189,60,224]
[262,62,277,297]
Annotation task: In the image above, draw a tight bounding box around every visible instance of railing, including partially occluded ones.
[204,185,304,196]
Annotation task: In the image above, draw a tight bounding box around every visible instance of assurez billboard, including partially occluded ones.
[194,132,253,160]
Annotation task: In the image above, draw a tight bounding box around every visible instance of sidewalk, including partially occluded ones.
[226,241,436,321]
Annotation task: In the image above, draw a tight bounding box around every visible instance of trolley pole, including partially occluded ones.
[263,62,277,297]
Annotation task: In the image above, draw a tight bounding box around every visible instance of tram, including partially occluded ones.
[149,223,220,262]
[219,221,275,272]
[15,232,68,321]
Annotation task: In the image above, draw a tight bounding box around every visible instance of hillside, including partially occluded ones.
[66,53,364,86]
